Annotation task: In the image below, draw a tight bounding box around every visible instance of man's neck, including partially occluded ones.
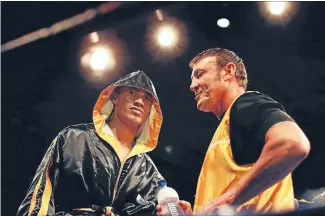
[107,118,136,150]
[214,86,245,119]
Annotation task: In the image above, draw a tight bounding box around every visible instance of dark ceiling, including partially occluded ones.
[2,2,325,215]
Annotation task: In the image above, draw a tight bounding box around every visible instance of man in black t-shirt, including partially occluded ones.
[228,90,295,166]
[157,48,311,216]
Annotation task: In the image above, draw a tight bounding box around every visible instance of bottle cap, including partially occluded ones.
[158,179,167,188]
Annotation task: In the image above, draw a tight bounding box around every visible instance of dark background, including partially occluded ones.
[2,2,325,215]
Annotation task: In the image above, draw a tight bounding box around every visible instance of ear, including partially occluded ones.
[111,91,119,105]
[222,62,236,82]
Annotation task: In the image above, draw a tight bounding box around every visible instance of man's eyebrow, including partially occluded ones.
[129,87,138,91]
[137,88,153,98]
[144,90,152,97]
[191,68,204,80]
[191,68,198,80]
[124,87,138,92]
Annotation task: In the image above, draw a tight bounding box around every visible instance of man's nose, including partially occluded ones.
[190,80,199,92]
[134,96,145,107]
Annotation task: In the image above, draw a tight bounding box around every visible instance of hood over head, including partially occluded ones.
[93,70,163,159]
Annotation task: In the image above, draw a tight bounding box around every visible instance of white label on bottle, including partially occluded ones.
[167,202,179,216]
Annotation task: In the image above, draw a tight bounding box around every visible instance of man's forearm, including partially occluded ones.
[231,139,308,206]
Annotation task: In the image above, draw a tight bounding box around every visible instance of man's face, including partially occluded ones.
[190,56,227,112]
[112,87,153,129]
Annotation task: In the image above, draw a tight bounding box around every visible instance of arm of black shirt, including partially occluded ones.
[209,92,310,208]
[230,92,294,165]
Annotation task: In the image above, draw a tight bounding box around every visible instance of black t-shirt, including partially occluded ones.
[225,91,294,165]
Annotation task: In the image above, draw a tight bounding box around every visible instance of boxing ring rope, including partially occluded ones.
[1,2,123,53]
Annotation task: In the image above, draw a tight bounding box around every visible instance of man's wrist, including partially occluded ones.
[230,176,252,206]
[226,189,238,205]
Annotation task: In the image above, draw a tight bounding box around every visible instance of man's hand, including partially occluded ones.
[155,204,165,216]
[178,200,194,216]
[156,200,193,216]
[197,190,236,215]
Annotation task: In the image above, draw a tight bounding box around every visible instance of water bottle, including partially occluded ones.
[157,179,186,216]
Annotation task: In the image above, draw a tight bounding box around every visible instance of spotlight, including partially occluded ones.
[80,46,116,82]
[78,30,128,88]
[82,47,116,73]
[257,2,299,25]
[80,46,117,87]
[157,25,177,47]
[165,145,173,154]
[146,15,188,60]
[268,2,286,15]
[88,48,111,71]
[217,18,230,28]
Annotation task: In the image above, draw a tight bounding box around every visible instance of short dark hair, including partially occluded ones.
[189,48,248,90]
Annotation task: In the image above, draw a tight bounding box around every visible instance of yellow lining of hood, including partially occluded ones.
[93,85,163,161]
